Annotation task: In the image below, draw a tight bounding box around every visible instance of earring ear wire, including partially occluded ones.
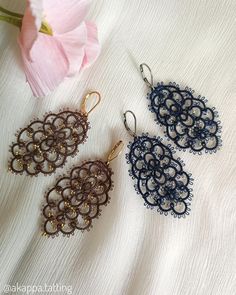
[106,140,124,165]
[123,110,137,138]
[81,91,101,116]
[140,63,154,89]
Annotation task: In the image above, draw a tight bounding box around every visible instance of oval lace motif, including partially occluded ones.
[42,160,113,237]
[126,134,193,217]
[9,110,89,176]
[148,83,222,154]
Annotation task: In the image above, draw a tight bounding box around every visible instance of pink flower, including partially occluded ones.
[18,0,100,97]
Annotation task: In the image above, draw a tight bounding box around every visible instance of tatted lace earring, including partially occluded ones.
[140,64,222,154]
[41,140,124,237]
[124,110,193,218]
[8,91,101,176]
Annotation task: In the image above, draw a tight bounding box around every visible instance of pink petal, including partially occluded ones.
[55,22,87,76]
[19,0,43,60]
[43,0,90,34]
[19,34,69,97]
[81,21,101,69]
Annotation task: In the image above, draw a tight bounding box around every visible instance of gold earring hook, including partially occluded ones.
[123,110,137,137]
[81,91,101,116]
[106,140,124,165]
[140,63,154,89]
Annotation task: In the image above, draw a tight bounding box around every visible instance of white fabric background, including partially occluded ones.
[0,0,235,294]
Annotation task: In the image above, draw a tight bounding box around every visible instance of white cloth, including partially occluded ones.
[0,0,235,294]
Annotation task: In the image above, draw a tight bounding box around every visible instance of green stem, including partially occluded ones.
[0,6,23,18]
[0,15,22,28]
[0,7,53,36]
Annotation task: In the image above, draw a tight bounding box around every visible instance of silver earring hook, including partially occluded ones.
[123,110,137,138]
[140,63,154,89]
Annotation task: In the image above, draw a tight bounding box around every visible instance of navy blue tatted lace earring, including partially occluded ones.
[124,110,193,218]
[140,64,222,154]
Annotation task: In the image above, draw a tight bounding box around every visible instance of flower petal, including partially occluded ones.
[81,21,100,69]
[43,0,90,34]
[19,0,43,60]
[55,22,87,76]
[19,34,69,97]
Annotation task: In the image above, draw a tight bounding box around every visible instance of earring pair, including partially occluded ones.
[8,91,124,237]
[123,63,222,217]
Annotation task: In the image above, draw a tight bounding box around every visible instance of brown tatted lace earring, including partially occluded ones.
[8,91,101,176]
[41,140,124,237]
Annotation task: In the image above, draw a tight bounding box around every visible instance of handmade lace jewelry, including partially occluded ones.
[41,141,124,237]
[124,110,193,217]
[8,92,101,176]
[140,64,222,154]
